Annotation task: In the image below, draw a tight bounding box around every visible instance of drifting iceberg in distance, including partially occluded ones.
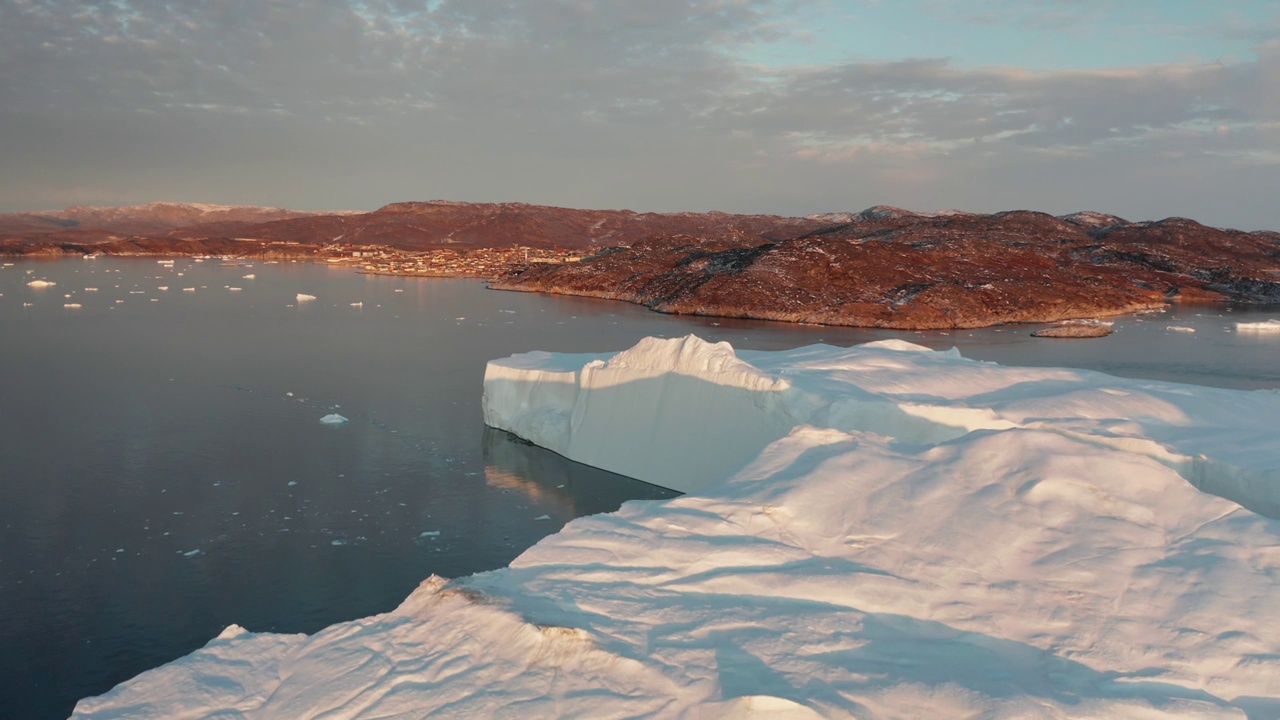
[74,336,1280,719]
[296,293,317,302]
[1237,319,1280,333]
[318,414,348,425]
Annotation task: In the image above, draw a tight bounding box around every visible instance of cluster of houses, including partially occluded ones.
[324,244,584,279]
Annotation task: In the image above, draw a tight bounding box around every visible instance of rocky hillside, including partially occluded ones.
[171,200,827,250]
[492,208,1280,329]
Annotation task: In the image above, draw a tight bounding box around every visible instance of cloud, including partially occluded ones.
[0,0,1278,229]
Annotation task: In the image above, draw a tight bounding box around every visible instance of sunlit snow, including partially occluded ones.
[74,336,1280,719]
[1237,319,1280,333]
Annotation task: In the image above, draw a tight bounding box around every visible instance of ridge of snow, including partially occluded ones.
[75,336,1280,719]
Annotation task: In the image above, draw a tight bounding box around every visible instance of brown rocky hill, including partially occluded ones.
[492,209,1280,329]
[172,200,827,250]
[0,202,335,237]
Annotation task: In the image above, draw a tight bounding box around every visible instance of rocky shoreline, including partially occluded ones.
[491,209,1280,330]
[5,201,1278,330]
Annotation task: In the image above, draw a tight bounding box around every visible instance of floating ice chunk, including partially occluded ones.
[330,539,347,546]
[350,301,363,307]
[157,260,174,265]
[1167,325,1196,333]
[534,514,551,520]
[64,303,82,309]
[287,481,298,487]
[85,287,99,292]
[183,288,195,292]
[242,274,256,279]
[296,293,317,302]
[394,289,404,293]
[319,414,349,425]
[228,287,242,292]
[26,279,56,288]
[182,549,201,558]
[1237,319,1280,333]
[419,530,440,537]
[157,286,169,291]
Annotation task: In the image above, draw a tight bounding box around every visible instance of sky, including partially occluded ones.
[2,0,1279,229]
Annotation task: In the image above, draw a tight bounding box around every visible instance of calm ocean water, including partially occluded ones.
[2,258,1277,718]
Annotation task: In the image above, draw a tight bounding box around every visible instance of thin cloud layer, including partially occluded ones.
[1,0,1277,229]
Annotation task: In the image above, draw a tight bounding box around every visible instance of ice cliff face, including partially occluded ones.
[77,336,1280,719]
[483,336,798,492]
[485,335,1280,507]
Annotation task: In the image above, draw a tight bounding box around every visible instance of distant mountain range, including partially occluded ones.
[3,200,1277,329]
[0,202,336,237]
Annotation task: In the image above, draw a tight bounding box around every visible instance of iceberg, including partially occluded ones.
[1237,319,1280,333]
[74,336,1280,719]
[296,293,317,302]
[318,414,349,425]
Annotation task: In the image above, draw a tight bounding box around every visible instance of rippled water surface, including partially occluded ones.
[1,257,1276,718]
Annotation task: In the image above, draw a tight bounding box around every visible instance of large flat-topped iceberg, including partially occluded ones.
[76,337,1280,718]
[484,335,1280,506]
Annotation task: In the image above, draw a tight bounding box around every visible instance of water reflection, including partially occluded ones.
[483,427,679,517]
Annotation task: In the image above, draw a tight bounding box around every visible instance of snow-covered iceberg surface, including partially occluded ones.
[484,335,1280,507]
[76,337,1280,719]
[1237,319,1280,333]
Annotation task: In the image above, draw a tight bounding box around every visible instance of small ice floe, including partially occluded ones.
[64,303,82,309]
[243,274,255,279]
[394,289,404,293]
[157,286,169,291]
[296,293,317,302]
[115,299,123,304]
[85,287,99,292]
[1031,319,1113,338]
[26,279,56,288]
[157,260,175,265]
[22,302,33,307]
[129,290,145,294]
[349,301,363,307]
[319,413,349,425]
[183,288,196,292]
[1167,325,1196,333]
[1237,319,1280,333]
[331,539,347,547]
[287,481,298,487]
[150,298,159,302]
[419,530,441,538]
[228,287,242,292]
[534,514,551,521]
[182,549,202,558]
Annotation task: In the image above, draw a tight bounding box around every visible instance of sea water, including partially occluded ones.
[1,257,1276,718]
